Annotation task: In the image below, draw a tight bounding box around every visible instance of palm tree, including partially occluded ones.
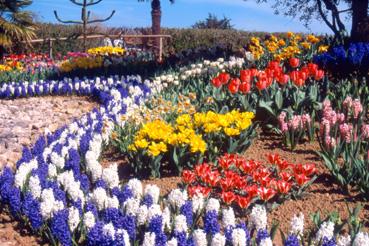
[138,0,174,55]
[0,0,36,55]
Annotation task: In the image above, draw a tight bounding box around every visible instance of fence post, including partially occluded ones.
[159,36,163,62]
[49,39,53,59]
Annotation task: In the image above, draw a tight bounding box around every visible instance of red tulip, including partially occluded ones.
[295,174,310,186]
[276,159,290,170]
[250,68,259,77]
[220,178,235,191]
[204,171,220,187]
[267,153,280,164]
[256,78,267,91]
[276,180,292,194]
[240,70,251,83]
[302,163,317,176]
[182,170,196,184]
[277,74,289,85]
[289,57,300,68]
[279,172,292,182]
[221,191,236,205]
[290,71,299,82]
[307,63,318,75]
[244,185,259,198]
[314,70,325,80]
[218,156,232,170]
[268,61,280,71]
[258,187,277,201]
[212,77,222,88]
[294,78,305,87]
[188,185,211,197]
[239,81,251,94]
[195,163,211,178]
[239,160,256,174]
[237,195,251,209]
[219,72,230,85]
[228,78,240,94]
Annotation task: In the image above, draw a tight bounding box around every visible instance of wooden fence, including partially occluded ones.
[25,34,172,61]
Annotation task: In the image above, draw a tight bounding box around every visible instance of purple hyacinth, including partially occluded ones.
[180,201,193,227]
[204,210,220,235]
[51,209,72,246]
[285,234,300,246]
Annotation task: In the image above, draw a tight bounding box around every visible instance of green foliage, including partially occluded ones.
[192,13,233,30]
[0,0,36,52]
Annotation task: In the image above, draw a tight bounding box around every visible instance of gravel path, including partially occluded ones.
[0,96,98,168]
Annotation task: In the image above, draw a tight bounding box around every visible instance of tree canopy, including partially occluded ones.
[192,13,233,30]
[251,0,369,40]
[0,0,36,49]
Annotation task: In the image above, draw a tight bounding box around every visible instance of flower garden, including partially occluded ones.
[0,31,369,246]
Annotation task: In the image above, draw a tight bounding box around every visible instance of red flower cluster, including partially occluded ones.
[211,59,325,94]
[182,153,317,209]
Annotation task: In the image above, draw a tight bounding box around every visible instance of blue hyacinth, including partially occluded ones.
[204,210,220,235]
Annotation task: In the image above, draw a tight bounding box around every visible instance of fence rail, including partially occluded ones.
[24,34,172,61]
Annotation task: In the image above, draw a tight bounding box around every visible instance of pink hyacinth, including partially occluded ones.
[339,123,353,143]
[352,99,363,119]
[288,115,302,131]
[343,96,353,110]
[278,112,288,132]
[337,113,345,123]
[361,124,369,140]
[324,136,336,148]
[302,114,311,127]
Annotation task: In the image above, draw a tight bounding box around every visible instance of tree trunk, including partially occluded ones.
[151,0,161,59]
[351,0,369,41]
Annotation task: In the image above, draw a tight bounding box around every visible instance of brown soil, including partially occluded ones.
[1,133,368,245]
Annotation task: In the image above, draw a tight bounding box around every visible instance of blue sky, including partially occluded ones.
[28,0,350,34]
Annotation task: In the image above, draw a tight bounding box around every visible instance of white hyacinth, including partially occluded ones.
[222,207,236,227]
[250,205,267,230]
[259,237,273,246]
[211,233,226,246]
[337,235,352,246]
[83,211,96,229]
[144,184,160,204]
[191,194,205,214]
[103,223,116,240]
[137,205,149,226]
[127,179,143,199]
[102,163,120,189]
[232,228,247,246]
[90,187,108,211]
[147,204,162,222]
[166,238,178,246]
[174,214,188,233]
[116,229,130,246]
[124,198,140,216]
[290,212,304,235]
[353,232,369,246]
[28,175,42,199]
[68,206,80,231]
[162,206,171,232]
[142,232,156,246]
[15,159,38,189]
[168,189,188,209]
[315,221,335,242]
[193,229,207,246]
[206,198,220,213]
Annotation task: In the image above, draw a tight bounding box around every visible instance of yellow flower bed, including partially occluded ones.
[87,46,125,56]
[248,32,328,61]
[128,110,255,157]
[59,56,103,73]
